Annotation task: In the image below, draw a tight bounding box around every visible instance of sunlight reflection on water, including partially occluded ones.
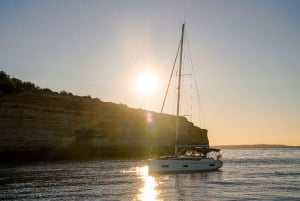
[136,166,160,201]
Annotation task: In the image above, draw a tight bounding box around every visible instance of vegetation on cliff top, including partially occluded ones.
[0,71,40,93]
[0,71,80,97]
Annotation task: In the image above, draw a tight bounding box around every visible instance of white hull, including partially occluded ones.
[148,157,222,173]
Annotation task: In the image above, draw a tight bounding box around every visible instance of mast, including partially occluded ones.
[175,23,185,155]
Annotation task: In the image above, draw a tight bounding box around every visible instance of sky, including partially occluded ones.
[0,0,299,146]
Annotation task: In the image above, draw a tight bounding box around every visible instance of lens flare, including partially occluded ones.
[146,112,152,124]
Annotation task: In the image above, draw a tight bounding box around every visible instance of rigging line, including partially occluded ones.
[160,40,181,114]
[182,30,194,122]
[179,29,191,122]
[180,42,192,121]
[185,29,208,128]
[150,36,181,158]
[185,29,217,145]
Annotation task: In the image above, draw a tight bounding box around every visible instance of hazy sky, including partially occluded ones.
[1,0,299,145]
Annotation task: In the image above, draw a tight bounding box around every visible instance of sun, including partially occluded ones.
[135,71,159,97]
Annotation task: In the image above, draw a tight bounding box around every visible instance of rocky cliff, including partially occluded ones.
[0,71,209,160]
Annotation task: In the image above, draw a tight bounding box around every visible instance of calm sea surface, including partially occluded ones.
[0,148,299,201]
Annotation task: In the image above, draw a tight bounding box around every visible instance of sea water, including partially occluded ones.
[0,148,299,200]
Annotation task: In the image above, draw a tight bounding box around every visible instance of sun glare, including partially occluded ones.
[135,71,159,97]
[137,166,158,201]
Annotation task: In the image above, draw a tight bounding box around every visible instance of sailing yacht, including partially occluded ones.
[147,24,222,173]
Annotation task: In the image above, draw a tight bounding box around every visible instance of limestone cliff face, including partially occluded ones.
[0,91,209,153]
[0,70,209,158]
